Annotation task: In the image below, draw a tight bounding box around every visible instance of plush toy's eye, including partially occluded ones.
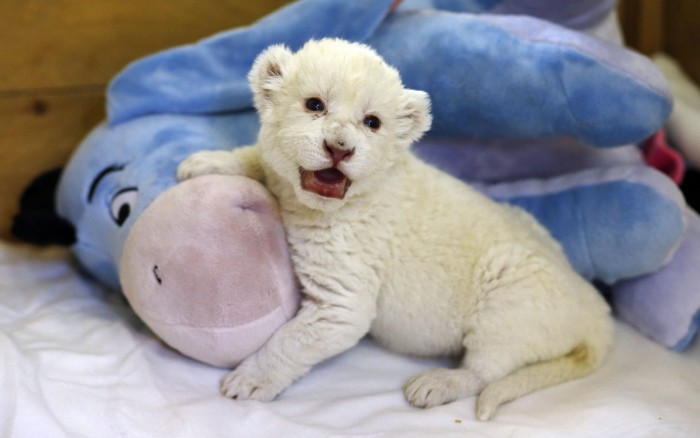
[363,115,381,130]
[110,188,138,227]
[305,97,325,112]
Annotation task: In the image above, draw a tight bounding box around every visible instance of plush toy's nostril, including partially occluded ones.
[153,265,163,285]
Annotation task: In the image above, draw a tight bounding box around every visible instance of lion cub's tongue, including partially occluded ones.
[301,168,349,199]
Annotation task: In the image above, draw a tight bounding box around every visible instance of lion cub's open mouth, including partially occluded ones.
[300,168,352,199]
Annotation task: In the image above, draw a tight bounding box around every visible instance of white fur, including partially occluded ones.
[177,38,613,420]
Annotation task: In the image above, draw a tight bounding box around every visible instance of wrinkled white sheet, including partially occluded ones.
[2,241,700,438]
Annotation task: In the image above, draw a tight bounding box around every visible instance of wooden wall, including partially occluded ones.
[619,0,700,82]
[1,1,698,241]
[0,0,290,242]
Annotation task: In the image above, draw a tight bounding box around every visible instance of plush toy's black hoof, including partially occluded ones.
[681,169,700,214]
[11,168,76,246]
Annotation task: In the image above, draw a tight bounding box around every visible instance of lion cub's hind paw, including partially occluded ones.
[403,368,484,409]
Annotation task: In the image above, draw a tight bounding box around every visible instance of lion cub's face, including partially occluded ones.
[248,38,432,211]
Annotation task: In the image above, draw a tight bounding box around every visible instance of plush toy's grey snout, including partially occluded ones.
[118,174,300,367]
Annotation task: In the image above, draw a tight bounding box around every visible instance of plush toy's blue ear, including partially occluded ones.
[370,11,672,146]
[107,0,393,125]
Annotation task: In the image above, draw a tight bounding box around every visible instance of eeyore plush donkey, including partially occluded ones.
[14,0,700,367]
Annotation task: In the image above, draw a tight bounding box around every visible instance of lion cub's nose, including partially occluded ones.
[325,141,355,165]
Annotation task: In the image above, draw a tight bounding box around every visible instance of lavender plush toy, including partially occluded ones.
[16,0,699,366]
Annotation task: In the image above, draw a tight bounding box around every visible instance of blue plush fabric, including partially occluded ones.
[55,0,699,351]
[370,11,669,145]
[108,3,669,147]
[108,0,394,124]
[495,173,685,283]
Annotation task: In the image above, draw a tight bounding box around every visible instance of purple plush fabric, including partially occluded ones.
[613,211,700,351]
[489,0,618,29]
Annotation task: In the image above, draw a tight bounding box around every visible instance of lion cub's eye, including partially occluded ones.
[363,115,381,130]
[305,98,325,112]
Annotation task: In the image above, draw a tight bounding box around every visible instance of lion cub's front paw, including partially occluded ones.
[220,361,284,402]
[177,150,242,181]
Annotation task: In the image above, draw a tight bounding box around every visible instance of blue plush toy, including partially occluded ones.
[17,0,699,365]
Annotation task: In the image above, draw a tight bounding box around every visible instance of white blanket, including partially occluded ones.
[2,241,699,437]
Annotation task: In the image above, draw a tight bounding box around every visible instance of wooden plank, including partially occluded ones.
[665,0,700,84]
[636,0,665,55]
[617,0,665,55]
[0,0,291,92]
[0,92,105,241]
[619,0,699,85]
[0,0,291,241]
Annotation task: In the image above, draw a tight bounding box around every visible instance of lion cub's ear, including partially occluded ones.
[397,90,432,145]
[248,44,294,113]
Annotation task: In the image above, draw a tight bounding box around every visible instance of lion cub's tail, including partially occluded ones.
[476,338,609,421]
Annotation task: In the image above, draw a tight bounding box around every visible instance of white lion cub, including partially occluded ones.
[177,38,613,420]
